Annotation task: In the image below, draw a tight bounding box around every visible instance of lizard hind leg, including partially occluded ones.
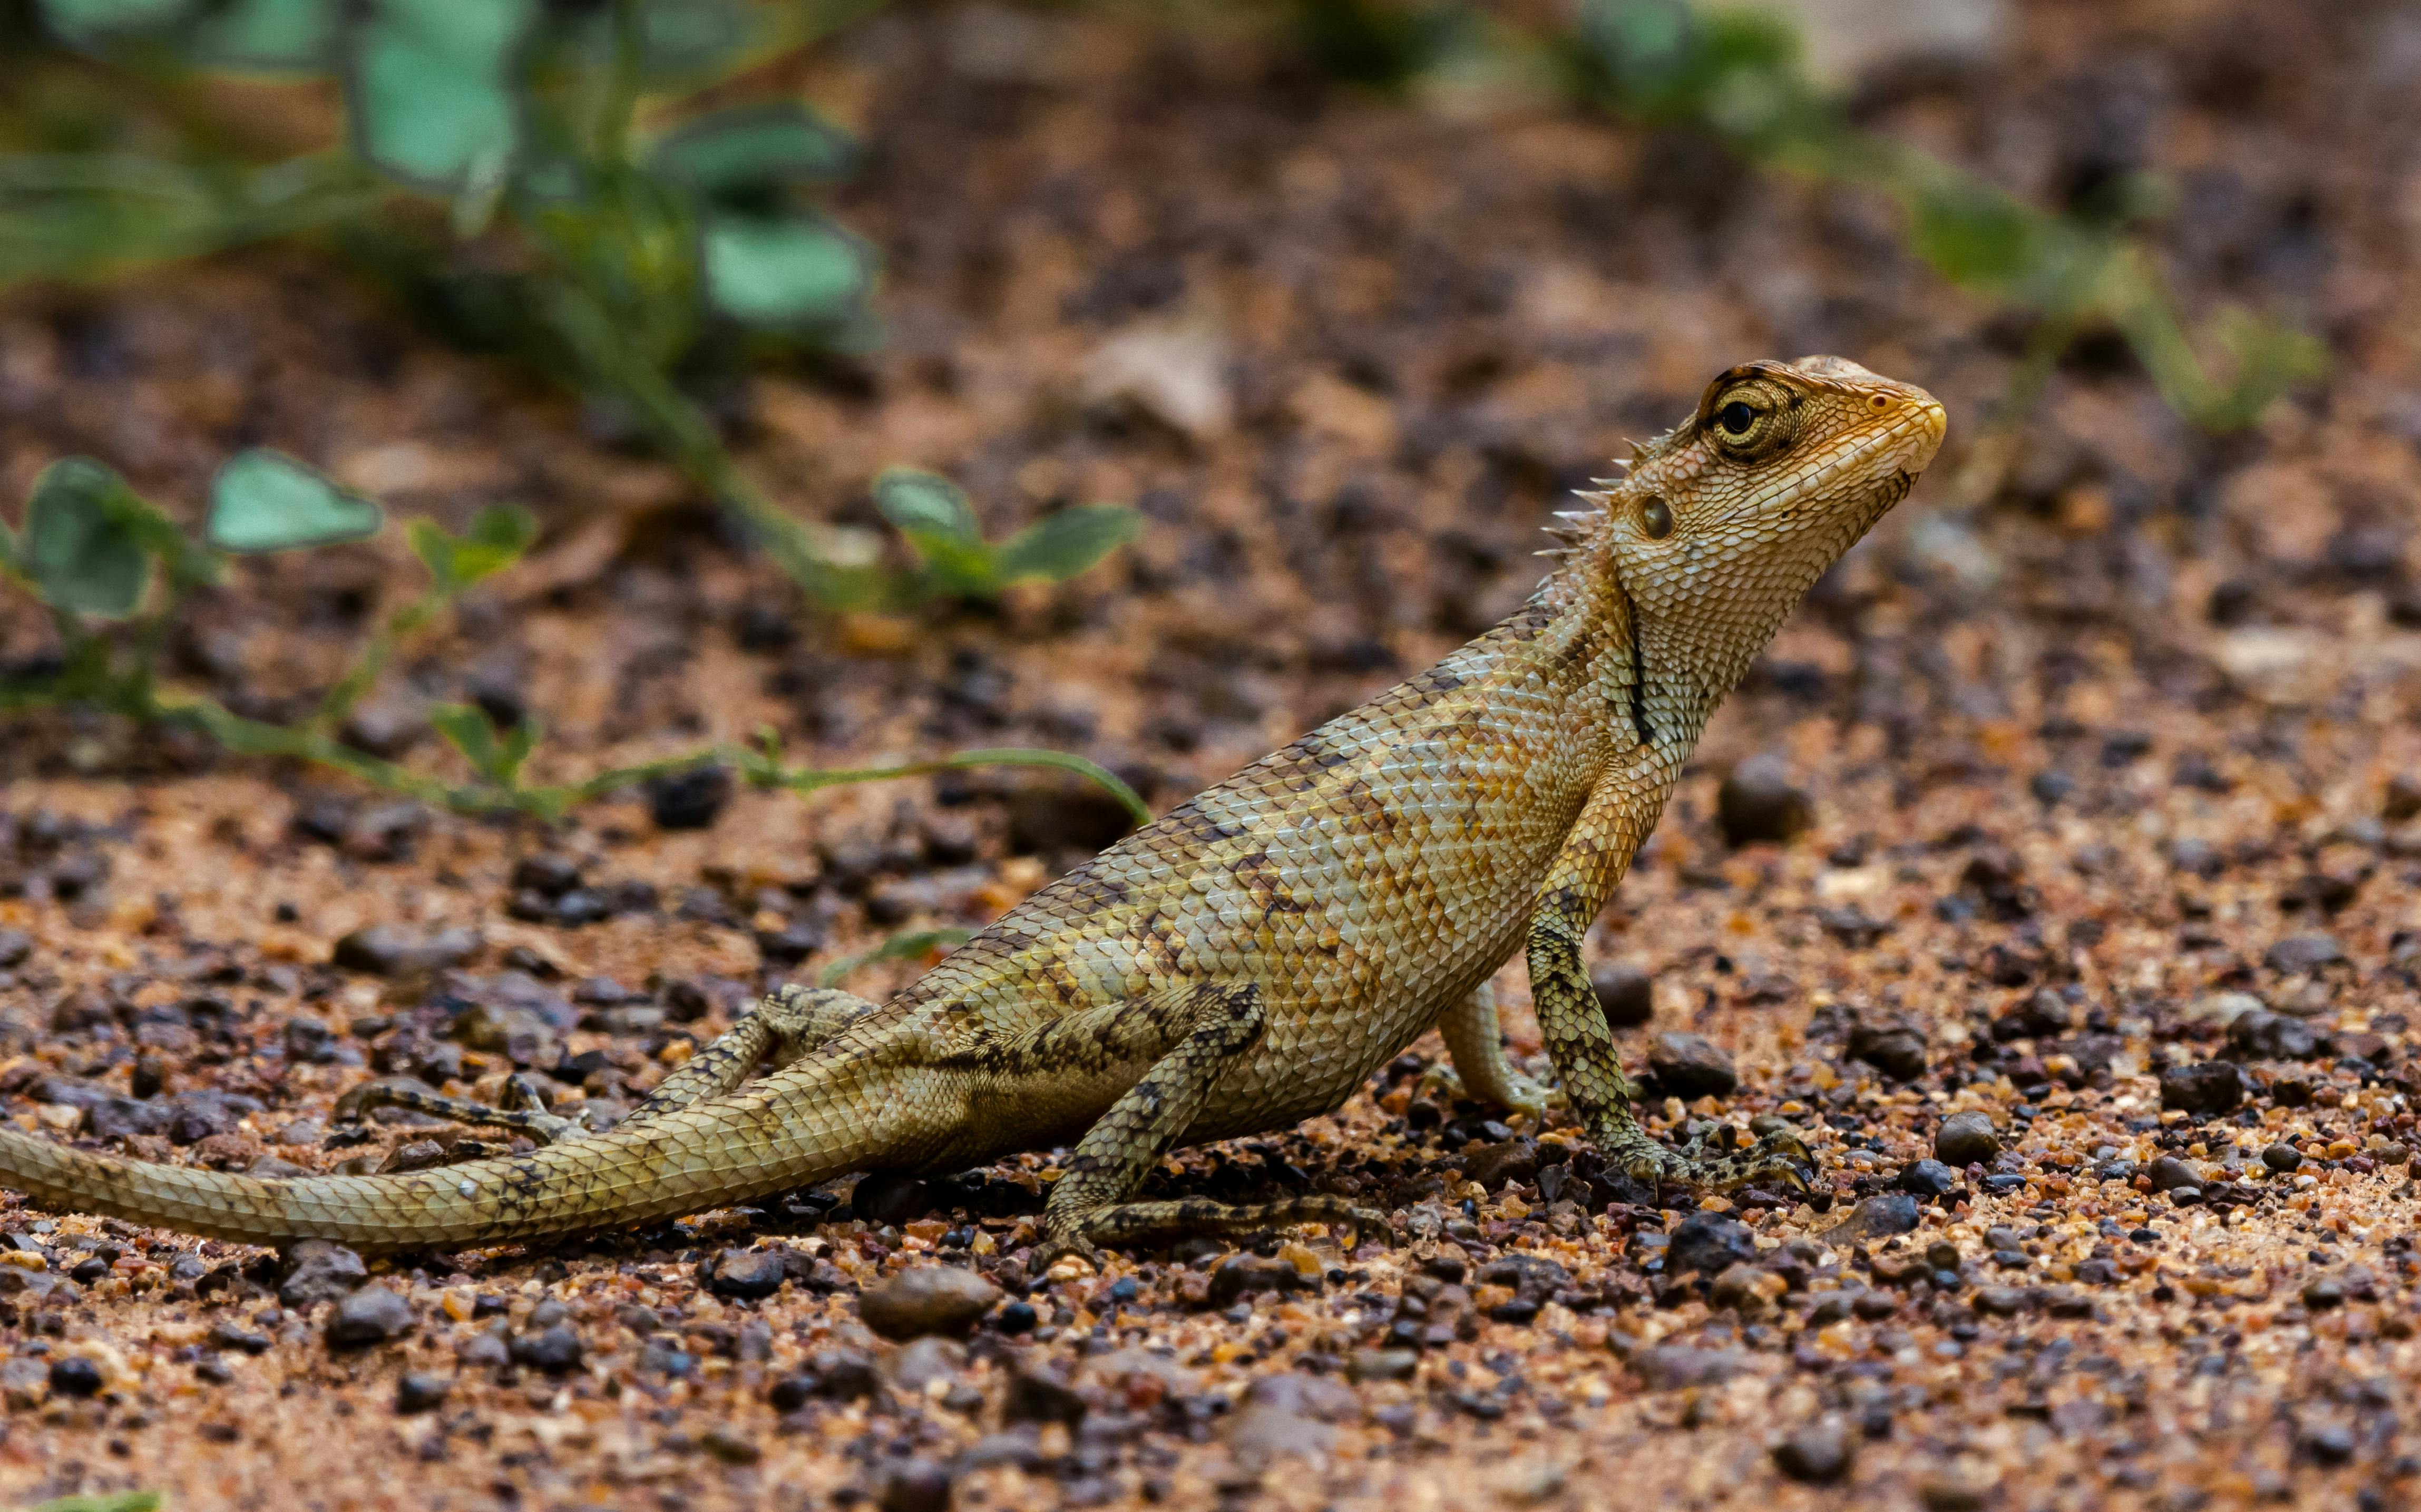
[1034,981,1390,1270]
[624,984,878,1121]
[331,1074,585,1146]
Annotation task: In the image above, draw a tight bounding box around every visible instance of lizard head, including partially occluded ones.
[1569,355,1946,709]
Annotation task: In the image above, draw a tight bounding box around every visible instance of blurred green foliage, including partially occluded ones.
[1286,0,2324,432]
[1571,0,2324,430]
[2,0,1139,610]
[1,451,1150,828]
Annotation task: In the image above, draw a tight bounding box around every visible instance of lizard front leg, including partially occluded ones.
[1528,783,1813,1194]
[1034,981,1388,1269]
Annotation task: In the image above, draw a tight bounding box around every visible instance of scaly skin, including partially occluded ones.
[0,356,1945,1258]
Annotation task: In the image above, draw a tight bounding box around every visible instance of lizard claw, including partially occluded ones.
[1029,1230,1107,1277]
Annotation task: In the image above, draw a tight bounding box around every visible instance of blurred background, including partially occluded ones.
[0,0,2411,1079]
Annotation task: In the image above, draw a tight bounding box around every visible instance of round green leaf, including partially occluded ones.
[700,211,871,329]
[23,457,153,618]
[651,103,857,200]
[343,0,532,192]
[207,450,384,553]
[193,0,338,71]
[872,467,979,544]
[993,505,1142,584]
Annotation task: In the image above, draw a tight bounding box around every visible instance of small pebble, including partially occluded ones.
[1717,755,1812,846]
[325,1285,415,1347]
[1772,1416,1854,1484]
[1647,1032,1736,1097]
[395,1371,451,1414]
[1933,1111,2001,1166]
[859,1265,1002,1341]
[1589,961,1655,1026]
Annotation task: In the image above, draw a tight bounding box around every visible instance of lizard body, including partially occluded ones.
[0,356,1944,1256]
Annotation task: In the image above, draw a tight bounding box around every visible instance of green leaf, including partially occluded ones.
[872,467,980,545]
[0,515,18,575]
[635,0,759,81]
[192,0,338,70]
[430,701,541,786]
[429,700,500,779]
[494,711,542,786]
[343,0,534,192]
[22,458,154,618]
[651,103,857,200]
[207,450,384,553]
[992,505,1141,586]
[37,0,194,44]
[408,503,536,594]
[699,211,871,329]
[874,467,995,595]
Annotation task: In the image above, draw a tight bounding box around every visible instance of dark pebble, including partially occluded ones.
[1006,784,1136,856]
[2262,1143,2303,1173]
[1899,1159,1958,1198]
[2160,1061,2244,1115]
[1772,1415,1854,1484]
[1717,755,1812,846]
[1838,1193,1921,1240]
[754,922,826,964]
[2264,933,2345,974]
[704,1247,788,1301]
[396,1371,451,1414]
[0,930,30,968]
[1971,1285,2031,1316]
[1666,1211,1758,1275]
[330,924,481,978]
[1847,1020,1928,1080]
[512,1324,585,1374]
[510,855,582,897]
[852,1172,939,1226]
[647,766,734,831]
[1648,1032,1737,1097]
[877,1459,955,1512]
[859,1265,1002,1341]
[325,1285,415,1347]
[1589,961,1655,1027]
[1934,1111,2001,1166]
[1002,1355,1088,1425]
[279,1239,368,1307]
[48,1357,104,1398]
[2147,1155,2203,1192]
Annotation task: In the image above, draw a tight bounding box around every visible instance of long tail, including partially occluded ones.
[0,1069,891,1253]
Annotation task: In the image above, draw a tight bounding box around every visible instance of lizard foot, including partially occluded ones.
[1036,1195,1393,1271]
[1417,1063,1560,1123]
[1615,1127,1814,1194]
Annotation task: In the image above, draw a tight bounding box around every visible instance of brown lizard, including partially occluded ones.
[0,355,1944,1262]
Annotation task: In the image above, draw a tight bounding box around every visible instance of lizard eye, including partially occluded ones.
[1639,495,1673,539]
[1702,378,1800,460]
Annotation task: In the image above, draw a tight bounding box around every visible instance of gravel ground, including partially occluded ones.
[3,3,2421,1509]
